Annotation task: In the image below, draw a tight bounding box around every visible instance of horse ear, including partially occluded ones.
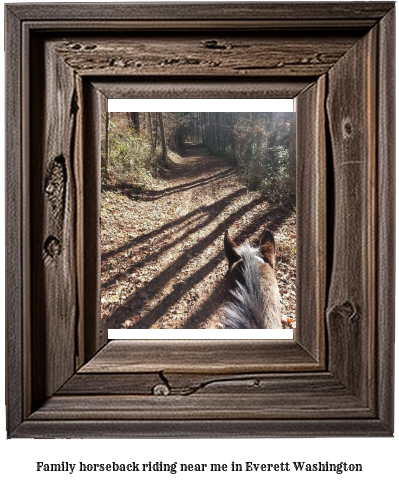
[224,231,240,269]
[259,229,276,268]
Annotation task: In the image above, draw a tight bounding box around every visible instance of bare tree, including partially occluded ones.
[127,112,140,132]
[148,113,155,149]
[158,112,168,162]
[289,116,296,198]
[104,111,110,179]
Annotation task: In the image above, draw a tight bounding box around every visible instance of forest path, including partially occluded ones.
[101,142,295,329]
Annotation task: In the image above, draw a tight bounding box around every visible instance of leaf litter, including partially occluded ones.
[101,144,296,330]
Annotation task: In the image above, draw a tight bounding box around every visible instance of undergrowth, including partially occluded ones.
[101,121,165,190]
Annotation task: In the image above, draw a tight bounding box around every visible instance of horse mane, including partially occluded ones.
[223,244,266,329]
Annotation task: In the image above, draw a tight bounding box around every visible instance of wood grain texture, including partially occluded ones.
[326,27,377,404]
[53,34,360,78]
[81,82,108,362]
[376,7,395,432]
[60,371,355,397]
[34,371,374,422]
[75,81,109,369]
[92,79,311,100]
[29,392,371,421]
[85,78,323,371]
[58,372,163,395]
[13,418,391,439]
[5,2,395,438]
[79,340,320,374]
[30,37,78,407]
[20,19,385,33]
[5,5,24,437]
[73,72,85,370]
[7,2,394,22]
[296,76,326,363]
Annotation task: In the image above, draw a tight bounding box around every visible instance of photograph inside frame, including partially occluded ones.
[101,108,296,331]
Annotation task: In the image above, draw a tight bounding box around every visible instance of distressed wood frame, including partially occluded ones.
[6,2,395,438]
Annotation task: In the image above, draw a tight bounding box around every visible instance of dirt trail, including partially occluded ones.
[101,143,295,329]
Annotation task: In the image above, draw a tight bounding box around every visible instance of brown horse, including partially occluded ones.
[223,229,282,329]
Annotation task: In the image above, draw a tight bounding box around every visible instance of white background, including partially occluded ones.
[1,1,397,486]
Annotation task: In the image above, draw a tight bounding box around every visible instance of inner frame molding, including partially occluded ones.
[5,2,395,437]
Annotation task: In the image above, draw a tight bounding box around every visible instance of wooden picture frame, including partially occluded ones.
[5,2,395,438]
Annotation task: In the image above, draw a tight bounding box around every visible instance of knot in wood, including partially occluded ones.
[339,301,358,321]
[152,383,170,396]
[45,180,56,197]
[327,300,358,325]
[44,236,61,258]
[201,39,227,50]
[343,119,353,137]
[83,44,97,51]
[45,156,66,209]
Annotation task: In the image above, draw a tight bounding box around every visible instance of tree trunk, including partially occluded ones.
[179,123,183,149]
[104,111,109,179]
[210,113,214,153]
[153,114,158,150]
[201,112,206,145]
[222,112,227,154]
[216,112,222,150]
[128,112,140,132]
[289,116,297,198]
[158,112,168,163]
[230,113,237,164]
[148,113,155,149]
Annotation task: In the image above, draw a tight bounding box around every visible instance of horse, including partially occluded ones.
[223,228,282,329]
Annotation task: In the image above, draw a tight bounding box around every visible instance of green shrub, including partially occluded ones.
[101,122,158,189]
